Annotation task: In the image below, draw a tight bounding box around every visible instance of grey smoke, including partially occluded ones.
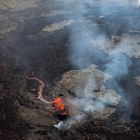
[51,0,140,128]
[105,51,132,79]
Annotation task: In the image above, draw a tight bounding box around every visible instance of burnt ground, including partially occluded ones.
[0,1,140,140]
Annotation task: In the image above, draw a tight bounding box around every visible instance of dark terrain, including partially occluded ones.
[0,0,140,140]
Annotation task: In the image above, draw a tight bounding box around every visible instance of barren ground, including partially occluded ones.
[0,0,140,140]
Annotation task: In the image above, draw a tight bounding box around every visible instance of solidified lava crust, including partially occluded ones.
[0,0,140,140]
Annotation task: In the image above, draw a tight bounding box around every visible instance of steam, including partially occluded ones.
[138,0,140,7]
[50,0,139,129]
[105,50,132,79]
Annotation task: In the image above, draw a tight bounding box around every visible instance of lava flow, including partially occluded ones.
[53,98,65,110]
[53,97,68,116]
[25,76,53,104]
[25,76,68,116]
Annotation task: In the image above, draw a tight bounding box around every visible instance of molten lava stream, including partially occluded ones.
[25,76,68,117]
[25,76,53,104]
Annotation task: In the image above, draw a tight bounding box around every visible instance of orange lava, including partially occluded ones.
[53,98,65,111]
[25,76,68,116]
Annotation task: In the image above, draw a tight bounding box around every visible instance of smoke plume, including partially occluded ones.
[51,0,140,129]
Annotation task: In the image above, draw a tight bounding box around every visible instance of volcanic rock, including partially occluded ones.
[99,35,140,58]
[42,19,74,33]
[54,64,121,120]
[135,76,140,86]
[0,0,39,10]
[0,0,140,139]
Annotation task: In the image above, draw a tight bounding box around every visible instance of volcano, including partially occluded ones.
[0,0,140,140]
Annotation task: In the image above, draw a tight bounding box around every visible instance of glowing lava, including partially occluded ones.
[25,76,68,115]
[53,97,65,111]
[25,76,53,104]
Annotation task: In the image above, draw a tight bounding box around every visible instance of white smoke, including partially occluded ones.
[51,0,139,129]
[138,0,140,7]
[105,51,132,79]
